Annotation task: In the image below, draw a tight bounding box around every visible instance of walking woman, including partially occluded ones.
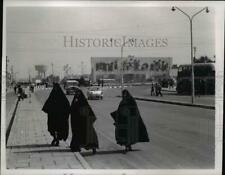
[42,83,70,146]
[70,88,99,153]
[111,89,149,152]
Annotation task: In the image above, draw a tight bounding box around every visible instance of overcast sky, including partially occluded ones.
[6,6,215,79]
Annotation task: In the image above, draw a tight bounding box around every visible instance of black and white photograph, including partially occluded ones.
[1,1,224,175]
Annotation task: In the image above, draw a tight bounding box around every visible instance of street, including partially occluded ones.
[18,87,215,169]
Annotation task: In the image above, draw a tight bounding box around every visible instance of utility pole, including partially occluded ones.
[11,65,14,83]
[51,63,54,75]
[193,46,197,62]
[120,36,134,91]
[28,69,31,82]
[6,56,9,88]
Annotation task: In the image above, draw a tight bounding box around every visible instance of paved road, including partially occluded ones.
[33,87,215,169]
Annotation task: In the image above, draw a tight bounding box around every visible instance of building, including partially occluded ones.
[91,56,172,83]
[170,64,178,79]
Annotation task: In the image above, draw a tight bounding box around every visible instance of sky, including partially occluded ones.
[6,6,215,80]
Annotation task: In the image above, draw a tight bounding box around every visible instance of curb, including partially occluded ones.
[63,141,91,169]
[117,96,215,110]
[161,89,176,93]
[6,99,19,144]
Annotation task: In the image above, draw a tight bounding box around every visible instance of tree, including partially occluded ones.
[194,56,214,63]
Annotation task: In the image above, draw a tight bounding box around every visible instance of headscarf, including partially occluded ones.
[42,83,70,115]
[70,88,96,122]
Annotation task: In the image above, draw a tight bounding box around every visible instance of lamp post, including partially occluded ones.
[120,36,134,91]
[172,6,209,104]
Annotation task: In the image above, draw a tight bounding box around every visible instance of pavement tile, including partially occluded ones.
[6,93,85,169]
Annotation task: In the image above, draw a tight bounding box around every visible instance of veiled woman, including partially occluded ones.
[42,83,70,146]
[111,89,149,152]
[70,88,99,153]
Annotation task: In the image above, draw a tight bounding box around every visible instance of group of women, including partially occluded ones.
[42,83,149,154]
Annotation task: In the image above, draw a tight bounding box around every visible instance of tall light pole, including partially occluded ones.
[120,36,134,91]
[172,6,209,104]
[11,65,14,83]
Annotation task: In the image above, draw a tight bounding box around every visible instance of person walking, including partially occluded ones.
[111,89,149,153]
[17,85,24,101]
[150,82,155,96]
[42,83,70,146]
[156,83,163,97]
[14,84,17,94]
[70,88,99,153]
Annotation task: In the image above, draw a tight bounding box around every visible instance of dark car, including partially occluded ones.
[65,80,79,95]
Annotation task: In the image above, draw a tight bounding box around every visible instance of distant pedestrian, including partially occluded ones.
[14,85,17,94]
[70,88,99,153]
[150,83,155,96]
[17,85,24,101]
[156,83,163,97]
[111,89,149,153]
[42,83,70,146]
[29,84,34,93]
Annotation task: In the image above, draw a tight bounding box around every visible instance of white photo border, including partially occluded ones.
[2,1,224,175]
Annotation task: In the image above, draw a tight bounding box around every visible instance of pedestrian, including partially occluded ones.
[111,89,149,153]
[150,82,155,96]
[70,88,99,153]
[14,85,17,94]
[29,84,34,93]
[17,85,24,101]
[42,83,70,146]
[156,83,163,97]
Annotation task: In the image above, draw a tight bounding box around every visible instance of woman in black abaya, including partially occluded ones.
[42,83,70,146]
[70,88,99,153]
[111,89,149,152]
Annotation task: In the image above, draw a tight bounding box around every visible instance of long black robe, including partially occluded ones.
[42,83,70,141]
[70,89,99,150]
[111,89,149,146]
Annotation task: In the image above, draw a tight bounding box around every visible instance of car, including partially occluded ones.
[87,86,103,100]
[65,79,79,95]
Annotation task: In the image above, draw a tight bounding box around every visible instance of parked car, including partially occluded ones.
[87,86,103,100]
[65,79,79,95]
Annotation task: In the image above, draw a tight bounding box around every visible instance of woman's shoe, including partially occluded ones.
[51,139,56,146]
[55,140,59,146]
[71,147,81,152]
[124,146,128,154]
[128,145,132,151]
[92,148,96,154]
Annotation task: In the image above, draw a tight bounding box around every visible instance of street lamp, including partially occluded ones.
[171,6,209,104]
[120,36,134,91]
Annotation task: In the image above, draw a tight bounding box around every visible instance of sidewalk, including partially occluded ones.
[133,95,215,110]
[6,93,86,169]
[122,86,215,109]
